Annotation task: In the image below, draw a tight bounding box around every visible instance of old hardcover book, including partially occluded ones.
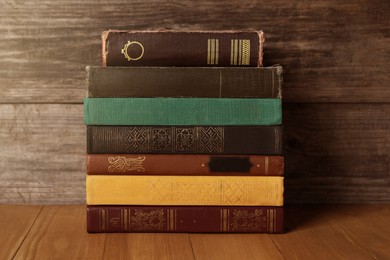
[87,154,284,176]
[87,205,284,233]
[87,126,282,154]
[86,175,284,206]
[86,66,282,98]
[102,30,264,67]
[84,98,282,126]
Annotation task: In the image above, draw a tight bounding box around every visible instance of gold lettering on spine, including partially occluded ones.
[230,40,234,65]
[234,39,238,65]
[207,39,219,65]
[265,157,269,175]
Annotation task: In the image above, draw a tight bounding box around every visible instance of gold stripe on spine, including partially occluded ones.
[265,157,269,175]
[227,209,230,231]
[98,209,101,231]
[169,209,174,231]
[241,40,250,65]
[211,39,215,65]
[266,209,270,232]
[274,209,277,233]
[220,209,223,231]
[238,39,242,65]
[124,209,128,231]
[215,39,219,64]
[207,39,211,64]
[101,209,106,231]
[167,209,170,230]
[230,39,234,65]
[222,209,228,231]
[233,39,238,65]
[274,128,280,153]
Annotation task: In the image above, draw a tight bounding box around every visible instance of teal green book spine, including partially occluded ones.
[84,98,281,126]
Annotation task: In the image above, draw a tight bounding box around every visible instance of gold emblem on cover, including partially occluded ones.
[108,156,146,173]
[121,41,144,61]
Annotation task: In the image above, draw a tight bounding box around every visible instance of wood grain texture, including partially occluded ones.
[190,234,283,259]
[320,205,390,259]
[0,104,85,204]
[271,206,376,260]
[0,205,42,260]
[284,103,390,203]
[103,234,195,260]
[1,103,389,203]
[0,0,389,103]
[13,205,106,260]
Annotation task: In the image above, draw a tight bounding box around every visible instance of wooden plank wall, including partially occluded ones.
[0,0,389,204]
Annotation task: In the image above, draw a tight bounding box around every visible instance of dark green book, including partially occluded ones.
[84,98,281,126]
[86,66,283,98]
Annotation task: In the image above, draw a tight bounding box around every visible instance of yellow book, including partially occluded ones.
[86,175,284,206]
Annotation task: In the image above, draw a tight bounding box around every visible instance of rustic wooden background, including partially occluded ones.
[0,0,389,204]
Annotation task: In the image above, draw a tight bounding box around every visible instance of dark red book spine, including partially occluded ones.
[87,206,284,233]
[102,30,264,67]
[86,154,284,176]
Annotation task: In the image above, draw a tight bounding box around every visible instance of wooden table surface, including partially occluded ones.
[1,204,389,260]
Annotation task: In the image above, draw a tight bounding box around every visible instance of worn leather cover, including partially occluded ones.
[86,175,284,206]
[87,205,284,233]
[102,30,264,67]
[87,126,282,154]
[83,98,282,126]
[86,66,282,98]
[86,154,284,176]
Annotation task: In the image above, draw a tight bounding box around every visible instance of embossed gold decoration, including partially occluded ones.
[207,39,219,65]
[231,209,266,231]
[230,39,250,65]
[130,209,165,231]
[108,156,146,173]
[121,41,144,61]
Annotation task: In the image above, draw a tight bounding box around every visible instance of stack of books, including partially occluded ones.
[85,30,284,233]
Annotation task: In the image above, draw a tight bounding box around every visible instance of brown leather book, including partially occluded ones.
[87,126,282,154]
[87,154,284,176]
[86,66,282,98]
[87,206,284,233]
[102,30,264,67]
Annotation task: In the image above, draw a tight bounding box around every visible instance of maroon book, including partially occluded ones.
[87,206,284,233]
[102,30,264,67]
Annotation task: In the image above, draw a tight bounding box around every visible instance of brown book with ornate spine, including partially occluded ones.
[87,154,284,176]
[102,30,264,67]
[87,206,284,233]
[87,126,282,154]
[86,66,282,98]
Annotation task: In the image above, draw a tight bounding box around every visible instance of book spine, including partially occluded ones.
[86,175,284,206]
[102,30,264,67]
[87,126,283,154]
[86,154,284,176]
[83,98,282,126]
[87,206,284,233]
[86,66,282,98]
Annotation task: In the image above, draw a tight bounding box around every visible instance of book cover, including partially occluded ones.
[87,126,282,154]
[86,66,282,98]
[84,98,282,126]
[87,205,284,233]
[87,154,284,176]
[102,30,264,67]
[86,175,284,206]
